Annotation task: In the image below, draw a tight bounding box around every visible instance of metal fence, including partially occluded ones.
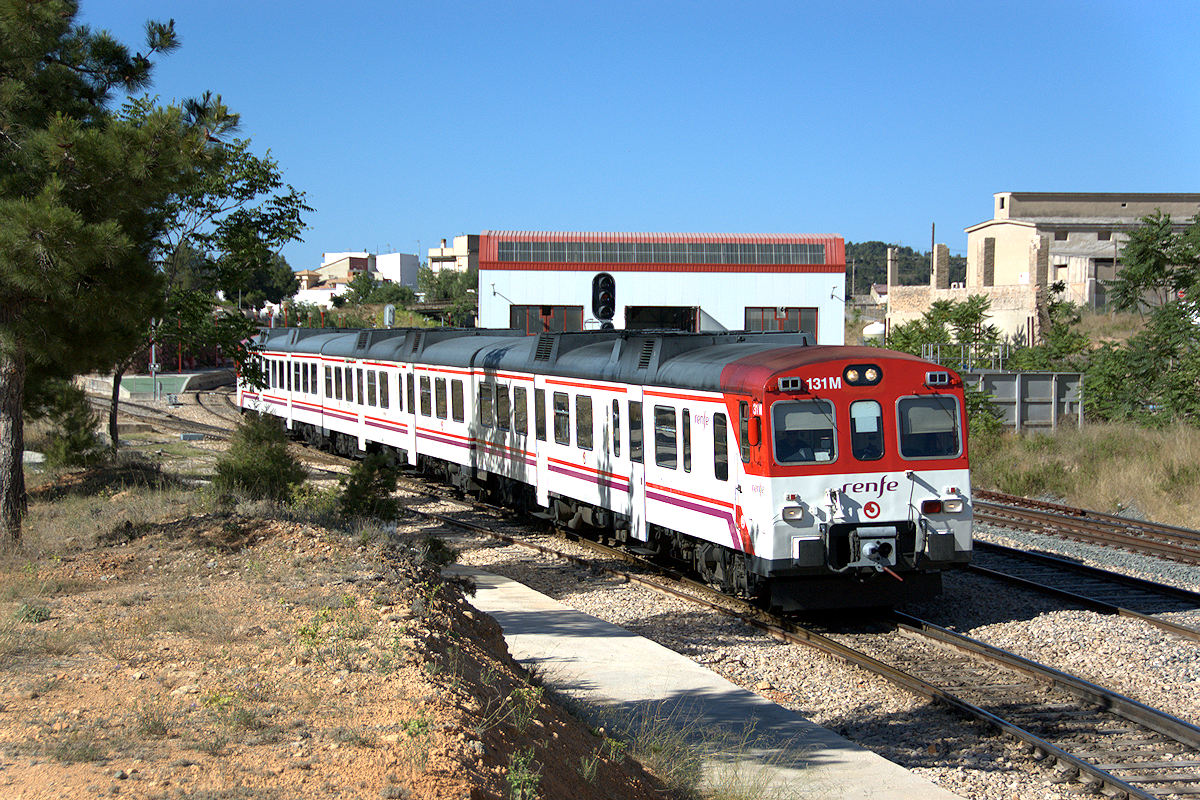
[962,371,1083,431]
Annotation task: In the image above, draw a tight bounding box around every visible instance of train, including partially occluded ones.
[239,327,972,610]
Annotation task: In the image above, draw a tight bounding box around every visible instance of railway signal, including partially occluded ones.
[591,272,615,328]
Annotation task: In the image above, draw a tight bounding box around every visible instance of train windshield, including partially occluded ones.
[897,396,961,458]
[772,399,836,464]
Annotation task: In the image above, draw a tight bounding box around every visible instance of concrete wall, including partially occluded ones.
[887,284,1040,344]
[967,221,1041,287]
[995,192,1200,221]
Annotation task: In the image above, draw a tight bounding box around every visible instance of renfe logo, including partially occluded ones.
[841,476,900,498]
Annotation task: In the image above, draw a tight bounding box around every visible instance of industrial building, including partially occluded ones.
[475,231,846,343]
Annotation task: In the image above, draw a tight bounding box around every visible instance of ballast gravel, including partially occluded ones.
[452,524,1200,800]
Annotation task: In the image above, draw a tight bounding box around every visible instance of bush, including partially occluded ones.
[212,412,306,502]
[28,380,103,468]
[339,453,399,519]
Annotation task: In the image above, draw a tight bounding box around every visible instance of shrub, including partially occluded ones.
[27,380,103,468]
[212,412,306,502]
[339,453,399,519]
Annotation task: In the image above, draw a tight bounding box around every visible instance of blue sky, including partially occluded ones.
[80,1,1200,269]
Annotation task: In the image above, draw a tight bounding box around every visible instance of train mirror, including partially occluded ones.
[748,416,761,446]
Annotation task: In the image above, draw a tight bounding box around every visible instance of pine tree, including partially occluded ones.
[0,1,201,542]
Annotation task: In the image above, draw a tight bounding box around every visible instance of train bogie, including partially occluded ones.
[240,328,972,611]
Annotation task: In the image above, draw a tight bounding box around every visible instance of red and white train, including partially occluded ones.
[240,327,972,610]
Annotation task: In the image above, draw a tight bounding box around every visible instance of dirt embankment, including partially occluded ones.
[0,474,670,800]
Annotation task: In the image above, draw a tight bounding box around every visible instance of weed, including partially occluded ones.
[14,603,50,623]
[578,750,600,784]
[50,731,105,763]
[332,726,375,747]
[508,684,543,734]
[135,699,174,737]
[505,747,541,800]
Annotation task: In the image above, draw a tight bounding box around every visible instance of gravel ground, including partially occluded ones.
[443,512,1200,800]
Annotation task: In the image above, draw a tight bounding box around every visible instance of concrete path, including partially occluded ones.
[450,566,965,800]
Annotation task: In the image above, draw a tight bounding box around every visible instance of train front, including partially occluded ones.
[743,349,972,610]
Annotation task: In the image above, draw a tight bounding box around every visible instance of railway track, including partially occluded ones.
[971,541,1200,642]
[88,395,231,440]
[975,488,1200,565]
[388,478,1200,799]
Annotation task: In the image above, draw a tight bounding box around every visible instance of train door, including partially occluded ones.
[402,364,417,465]
[533,375,550,507]
[627,385,648,542]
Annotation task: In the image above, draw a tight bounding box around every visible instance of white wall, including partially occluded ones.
[374,253,419,287]
[479,269,845,344]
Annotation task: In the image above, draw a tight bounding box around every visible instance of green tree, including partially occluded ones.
[885,295,1002,369]
[0,1,202,542]
[1007,282,1090,371]
[1107,211,1200,311]
[418,266,477,326]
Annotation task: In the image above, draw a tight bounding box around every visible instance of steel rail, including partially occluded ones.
[970,541,1200,643]
[977,489,1200,547]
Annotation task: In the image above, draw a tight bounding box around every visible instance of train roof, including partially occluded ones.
[253,328,936,393]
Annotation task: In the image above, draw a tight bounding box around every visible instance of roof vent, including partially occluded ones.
[355,330,370,350]
[534,335,554,362]
[637,339,655,370]
[410,332,423,354]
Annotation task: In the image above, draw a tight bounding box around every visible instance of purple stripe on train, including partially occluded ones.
[646,491,740,549]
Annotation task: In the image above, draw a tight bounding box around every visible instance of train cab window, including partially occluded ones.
[379,372,389,409]
[654,406,677,469]
[325,366,333,398]
[772,399,836,464]
[897,396,961,459]
[367,371,377,407]
[451,380,464,422]
[514,386,528,434]
[682,408,691,472]
[612,401,621,457]
[576,396,592,450]
[534,388,547,441]
[714,413,729,481]
[420,376,432,417]
[478,382,494,428]
[850,400,884,461]
[629,401,644,463]
[435,378,448,419]
[334,367,343,401]
[496,385,511,431]
[553,392,570,445]
[356,369,364,406]
[407,374,415,413]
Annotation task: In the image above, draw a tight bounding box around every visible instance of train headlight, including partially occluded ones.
[943,499,964,513]
[846,368,859,383]
[864,367,879,382]
[921,499,964,514]
[782,506,805,521]
[843,364,882,386]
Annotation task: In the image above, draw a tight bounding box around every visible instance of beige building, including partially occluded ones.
[888,192,1200,345]
[966,192,1200,309]
[427,235,479,273]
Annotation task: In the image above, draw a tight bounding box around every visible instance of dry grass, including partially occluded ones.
[1075,308,1146,344]
[973,421,1200,526]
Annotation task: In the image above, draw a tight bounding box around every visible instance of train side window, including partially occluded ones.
[497,385,511,431]
[300,363,308,394]
[356,369,364,406]
[714,412,729,481]
[682,408,692,472]
[407,374,415,412]
[334,367,344,401]
[325,367,332,399]
[654,406,677,469]
[850,400,884,461]
[739,402,750,463]
[629,401,643,463]
[451,380,464,422]
[379,372,389,409]
[268,361,274,388]
[514,386,528,434]
[310,364,317,394]
[420,376,432,417]
[479,382,494,428]
[435,377,447,419]
[344,368,353,403]
[553,392,570,445]
[576,396,592,450]
[286,362,293,391]
[612,400,621,457]
[535,388,547,441]
[367,371,377,407]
